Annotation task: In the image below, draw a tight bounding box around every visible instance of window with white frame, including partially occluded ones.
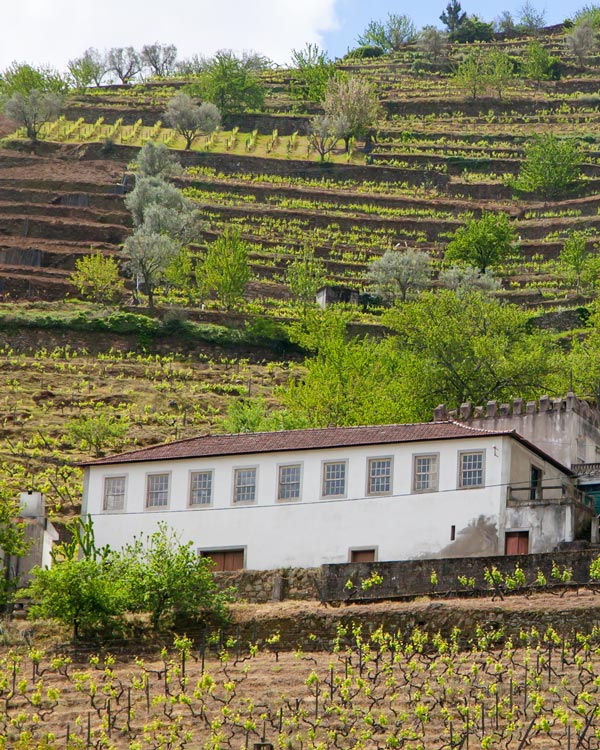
[413,454,439,492]
[146,473,170,508]
[367,457,392,495]
[322,461,347,497]
[233,468,257,504]
[189,471,213,506]
[458,451,485,488]
[103,475,126,511]
[277,464,301,501]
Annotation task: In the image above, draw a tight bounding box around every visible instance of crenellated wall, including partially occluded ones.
[435,393,600,469]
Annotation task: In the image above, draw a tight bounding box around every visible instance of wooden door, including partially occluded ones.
[505,532,529,555]
[351,549,376,563]
[200,549,244,571]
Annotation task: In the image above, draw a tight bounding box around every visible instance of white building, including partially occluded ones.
[80,421,592,570]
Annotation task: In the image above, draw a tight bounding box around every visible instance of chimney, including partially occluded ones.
[434,404,448,422]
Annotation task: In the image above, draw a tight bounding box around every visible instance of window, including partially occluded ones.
[458,451,485,488]
[322,461,347,497]
[190,471,213,506]
[233,468,257,504]
[146,473,170,508]
[277,464,301,501]
[200,549,245,571]
[367,457,392,495]
[413,454,439,492]
[529,465,543,501]
[103,476,126,511]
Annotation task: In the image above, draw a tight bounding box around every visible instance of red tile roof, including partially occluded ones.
[79,421,571,475]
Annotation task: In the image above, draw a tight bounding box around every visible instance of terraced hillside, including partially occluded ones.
[1,26,600,511]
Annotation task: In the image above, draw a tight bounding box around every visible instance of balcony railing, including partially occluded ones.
[572,462,600,477]
[507,484,590,506]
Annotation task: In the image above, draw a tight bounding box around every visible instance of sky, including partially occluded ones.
[0,0,589,71]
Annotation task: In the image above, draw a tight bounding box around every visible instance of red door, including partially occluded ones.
[505,532,529,555]
[351,549,376,563]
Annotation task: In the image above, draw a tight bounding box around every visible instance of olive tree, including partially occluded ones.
[3,90,63,140]
[123,229,181,307]
[133,141,182,178]
[366,248,432,303]
[417,27,449,62]
[164,92,220,149]
[107,47,142,84]
[141,42,178,77]
[322,76,382,152]
[125,176,189,227]
[307,115,340,161]
[565,20,597,66]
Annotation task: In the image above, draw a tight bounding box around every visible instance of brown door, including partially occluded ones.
[351,549,376,563]
[505,532,529,555]
[200,549,244,571]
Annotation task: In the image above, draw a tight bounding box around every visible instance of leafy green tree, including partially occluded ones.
[356,14,417,51]
[221,397,307,434]
[385,290,563,411]
[290,44,337,103]
[134,141,182,178]
[28,518,127,639]
[485,48,515,99]
[495,11,517,34]
[322,75,382,152]
[451,16,494,43]
[281,308,415,426]
[285,247,326,313]
[187,50,265,114]
[69,250,125,306]
[558,230,598,291]
[0,62,68,95]
[3,90,63,140]
[67,49,108,90]
[164,92,220,149]
[67,409,129,457]
[197,227,250,310]
[454,51,488,101]
[141,43,178,78]
[440,0,467,33]
[569,301,600,402]
[120,523,232,629]
[523,41,560,86]
[565,20,597,66]
[444,211,517,272]
[366,248,432,303]
[515,133,583,198]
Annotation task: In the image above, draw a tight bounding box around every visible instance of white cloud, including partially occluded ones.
[1,0,339,70]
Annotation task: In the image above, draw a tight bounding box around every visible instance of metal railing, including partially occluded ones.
[507,483,588,505]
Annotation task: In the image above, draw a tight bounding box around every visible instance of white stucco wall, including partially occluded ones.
[80,435,550,569]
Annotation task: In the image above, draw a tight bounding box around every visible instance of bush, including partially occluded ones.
[344,46,385,60]
[515,133,584,199]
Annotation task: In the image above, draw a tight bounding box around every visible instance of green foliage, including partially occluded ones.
[366,248,432,303]
[558,230,598,291]
[384,290,562,411]
[0,62,68,96]
[3,90,63,140]
[123,230,181,308]
[164,92,220,149]
[221,397,306,434]
[134,141,182,178]
[523,41,562,85]
[444,211,517,272]
[343,46,385,60]
[285,247,325,313]
[125,176,189,228]
[69,250,125,306]
[356,14,417,51]
[121,523,232,629]
[515,133,583,199]
[417,27,449,62]
[451,16,494,43]
[197,227,250,311]
[454,51,488,101]
[440,0,467,32]
[0,483,30,609]
[574,3,600,28]
[518,1,546,32]
[186,51,265,114]
[322,75,382,151]
[485,48,515,99]
[307,115,340,161]
[290,44,337,103]
[67,48,108,90]
[67,409,129,457]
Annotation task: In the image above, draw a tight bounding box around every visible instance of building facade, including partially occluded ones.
[80,421,591,570]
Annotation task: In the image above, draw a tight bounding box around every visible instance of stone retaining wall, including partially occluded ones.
[214,568,322,604]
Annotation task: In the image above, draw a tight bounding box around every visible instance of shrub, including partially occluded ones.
[515,133,584,199]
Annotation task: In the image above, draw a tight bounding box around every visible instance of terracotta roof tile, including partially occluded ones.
[81,421,520,466]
